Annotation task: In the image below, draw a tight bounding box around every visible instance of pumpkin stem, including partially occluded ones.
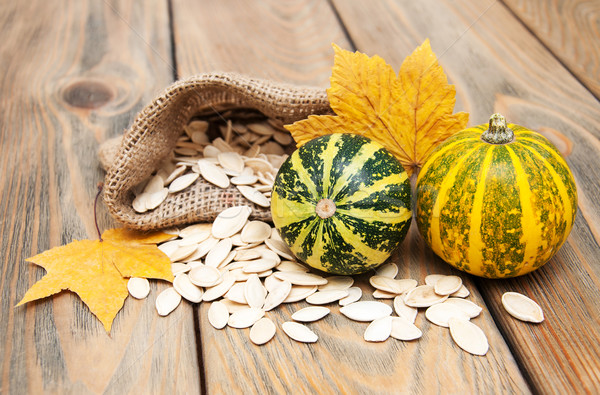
[316,198,336,219]
[481,113,514,144]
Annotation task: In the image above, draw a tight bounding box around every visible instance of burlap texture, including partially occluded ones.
[100,72,331,230]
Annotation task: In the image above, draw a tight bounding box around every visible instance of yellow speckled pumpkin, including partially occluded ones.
[416,114,577,278]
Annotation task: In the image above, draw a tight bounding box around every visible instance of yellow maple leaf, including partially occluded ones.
[286,40,469,176]
[17,228,173,333]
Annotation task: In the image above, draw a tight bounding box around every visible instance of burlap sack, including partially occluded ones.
[99,72,331,230]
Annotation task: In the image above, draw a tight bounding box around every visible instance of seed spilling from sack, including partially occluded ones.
[131,113,292,214]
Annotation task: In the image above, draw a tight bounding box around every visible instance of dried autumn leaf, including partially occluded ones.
[17,228,173,332]
[286,40,469,176]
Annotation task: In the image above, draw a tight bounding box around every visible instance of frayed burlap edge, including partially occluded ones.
[101,72,331,230]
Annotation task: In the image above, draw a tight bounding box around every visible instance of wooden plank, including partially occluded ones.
[0,1,201,393]
[331,0,600,393]
[503,0,600,100]
[172,1,529,393]
[172,0,349,86]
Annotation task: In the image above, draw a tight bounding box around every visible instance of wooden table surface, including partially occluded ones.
[2,1,599,393]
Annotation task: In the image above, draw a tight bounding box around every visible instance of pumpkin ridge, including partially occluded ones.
[467,147,495,274]
[331,142,382,201]
[320,134,340,198]
[419,133,480,176]
[506,146,542,276]
[518,143,574,247]
[430,144,485,256]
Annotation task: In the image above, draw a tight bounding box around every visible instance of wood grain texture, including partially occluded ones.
[330,0,600,393]
[0,1,200,393]
[171,0,350,86]
[503,0,600,99]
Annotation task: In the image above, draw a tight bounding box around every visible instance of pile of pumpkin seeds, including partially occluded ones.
[131,112,292,213]
[127,204,545,356]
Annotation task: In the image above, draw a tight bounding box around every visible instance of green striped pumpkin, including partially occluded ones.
[416,114,577,278]
[271,133,412,275]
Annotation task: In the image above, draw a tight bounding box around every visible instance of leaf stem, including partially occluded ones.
[95,183,103,242]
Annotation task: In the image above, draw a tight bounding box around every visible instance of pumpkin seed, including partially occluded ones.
[212,137,234,153]
[249,317,276,345]
[132,193,149,213]
[292,306,330,322]
[169,244,198,263]
[224,283,247,304]
[364,316,393,342]
[127,277,150,299]
[393,295,418,324]
[168,172,199,193]
[228,307,265,329]
[451,285,470,298]
[243,258,278,273]
[264,238,295,260]
[220,299,247,314]
[283,285,318,303]
[306,290,349,305]
[198,159,230,189]
[372,289,397,299]
[244,274,267,309]
[173,273,204,303]
[236,185,270,207]
[146,188,169,210]
[158,239,180,258]
[241,221,272,243]
[202,272,236,302]
[425,303,471,327]
[204,238,233,267]
[444,298,482,318]
[187,120,209,134]
[188,264,222,287]
[390,317,422,341]
[404,285,449,308]
[424,274,446,286]
[434,275,463,296]
[218,152,245,173]
[263,279,292,311]
[257,247,281,264]
[375,262,398,278]
[448,318,489,355]
[276,260,310,272]
[179,223,212,238]
[339,287,362,306]
[171,262,190,276]
[234,249,261,261]
[501,292,544,323]
[281,322,318,343]
[230,174,259,185]
[273,130,293,146]
[263,273,284,292]
[247,122,275,136]
[164,165,187,184]
[191,131,209,145]
[155,287,182,316]
[192,236,220,259]
[212,206,251,238]
[244,158,274,175]
[274,271,327,286]
[318,276,354,291]
[178,230,210,246]
[339,301,392,322]
[143,174,165,193]
[370,276,417,295]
